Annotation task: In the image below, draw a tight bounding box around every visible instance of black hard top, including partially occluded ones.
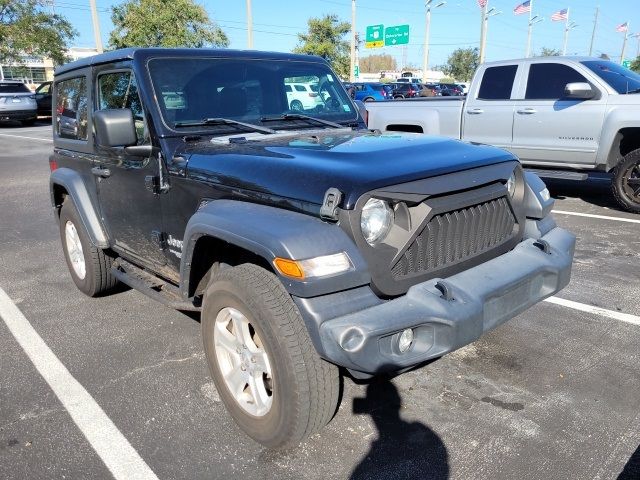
[55,47,327,76]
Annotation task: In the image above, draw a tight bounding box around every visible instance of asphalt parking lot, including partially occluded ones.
[0,121,638,480]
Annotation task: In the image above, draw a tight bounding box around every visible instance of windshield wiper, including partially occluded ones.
[260,113,344,129]
[174,117,277,134]
[626,88,640,94]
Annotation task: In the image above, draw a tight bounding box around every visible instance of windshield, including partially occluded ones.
[0,83,31,93]
[148,57,358,131]
[582,60,640,94]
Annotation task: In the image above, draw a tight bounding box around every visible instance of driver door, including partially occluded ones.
[92,68,167,267]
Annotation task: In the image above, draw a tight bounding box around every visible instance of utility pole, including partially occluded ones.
[355,32,360,81]
[88,0,103,53]
[422,0,446,81]
[621,22,630,65]
[350,0,356,82]
[246,0,253,49]
[589,7,599,56]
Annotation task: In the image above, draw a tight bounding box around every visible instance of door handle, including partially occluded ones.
[91,166,111,178]
[517,108,537,114]
[466,108,484,115]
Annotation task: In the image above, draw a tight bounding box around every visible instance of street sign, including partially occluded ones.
[384,25,410,46]
[354,65,359,78]
[622,60,631,69]
[365,24,384,49]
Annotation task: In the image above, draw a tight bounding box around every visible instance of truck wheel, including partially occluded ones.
[59,200,118,296]
[201,263,339,449]
[290,100,303,111]
[611,148,640,213]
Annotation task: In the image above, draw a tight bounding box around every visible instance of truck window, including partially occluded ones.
[525,63,588,100]
[55,76,88,141]
[477,65,517,100]
[97,71,147,143]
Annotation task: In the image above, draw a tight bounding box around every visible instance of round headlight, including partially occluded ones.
[361,198,393,245]
[506,171,517,197]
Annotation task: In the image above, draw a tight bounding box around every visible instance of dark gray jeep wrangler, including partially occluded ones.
[49,48,575,448]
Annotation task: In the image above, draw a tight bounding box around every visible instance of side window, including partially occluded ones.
[36,83,51,94]
[97,71,147,144]
[294,85,307,92]
[477,65,518,100]
[285,84,292,92]
[55,77,88,140]
[526,63,589,100]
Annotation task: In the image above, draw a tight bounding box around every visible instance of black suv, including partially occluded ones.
[49,48,575,449]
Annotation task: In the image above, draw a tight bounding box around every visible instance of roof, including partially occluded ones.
[54,47,327,76]
[482,56,600,67]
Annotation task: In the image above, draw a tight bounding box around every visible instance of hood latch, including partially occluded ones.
[320,188,343,222]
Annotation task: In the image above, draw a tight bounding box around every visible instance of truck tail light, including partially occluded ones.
[49,158,58,171]
[309,92,318,97]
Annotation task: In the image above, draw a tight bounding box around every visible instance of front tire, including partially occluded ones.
[202,264,339,449]
[289,100,304,111]
[59,200,118,296]
[611,148,640,213]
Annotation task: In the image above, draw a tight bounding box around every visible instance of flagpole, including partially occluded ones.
[561,8,570,55]
[526,0,534,57]
[479,1,488,63]
[621,22,630,65]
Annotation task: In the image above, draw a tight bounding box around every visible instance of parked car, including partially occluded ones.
[285,82,323,111]
[436,83,464,96]
[391,83,421,99]
[365,56,640,212]
[49,47,574,449]
[352,82,389,101]
[35,81,52,116]
[0,80,37,125]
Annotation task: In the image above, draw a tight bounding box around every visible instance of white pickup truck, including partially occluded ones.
[366,57,640,212]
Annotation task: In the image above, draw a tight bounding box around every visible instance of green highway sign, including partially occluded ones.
[622,60,631,68]
[365,24,384,49]
[384,24,410,46]
[354,65,359,78]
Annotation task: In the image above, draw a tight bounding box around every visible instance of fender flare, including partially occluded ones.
[180,200,370,298]
[50,167,110,248]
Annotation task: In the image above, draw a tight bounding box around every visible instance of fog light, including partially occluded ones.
[398,328,414,353]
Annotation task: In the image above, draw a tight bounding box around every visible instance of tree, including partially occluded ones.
[109,0,228,49]
[440,47,479,82]
[360,54,397,73]
[631,56,640,73]
[540,47,561,56]
[599,53,610,60]
[0,0,76,65]
[293,14,350,78]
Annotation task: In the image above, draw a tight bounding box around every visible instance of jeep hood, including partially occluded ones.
[182,130,516,209]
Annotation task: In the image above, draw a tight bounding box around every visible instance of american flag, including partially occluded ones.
[478,0,488,8]
[551,8,568,21]
[514,1,531,15]
[616,22,628,33]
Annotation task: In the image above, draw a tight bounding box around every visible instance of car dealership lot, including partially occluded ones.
[0,123,638,480]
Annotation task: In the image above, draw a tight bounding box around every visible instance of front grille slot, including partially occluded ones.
[391,196,516,279]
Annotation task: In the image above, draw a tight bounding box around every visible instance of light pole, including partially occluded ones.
[422,0,446,82]
[88,0,103,53]
[480,6,502,63]
[621,22,631,65]
[350,0,356,82]
[526,15,543,57]
[562,22,578,55]
[246,0,253,49]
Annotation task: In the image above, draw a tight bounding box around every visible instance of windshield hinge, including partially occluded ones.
[320,188,343,221]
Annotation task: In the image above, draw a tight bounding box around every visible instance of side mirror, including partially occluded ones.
[564,82,595,100]
[94,109,137,148]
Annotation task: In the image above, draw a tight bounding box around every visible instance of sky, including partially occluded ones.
[56,0,640,68]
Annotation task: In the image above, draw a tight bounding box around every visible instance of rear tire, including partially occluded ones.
[611,148,640,213]
[290,100,303,111]
[59,199,118,296]
[202,264,339,449]
[363,97,375,102]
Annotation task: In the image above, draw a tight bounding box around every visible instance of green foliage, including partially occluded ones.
[630,56,640,73]
[439,76,455,84]
[360,54,397,73]
[293,14,350,78]
[440,47,479,82]
[540,47,561,56]
[109,0,229,49]
[0,0,76,65]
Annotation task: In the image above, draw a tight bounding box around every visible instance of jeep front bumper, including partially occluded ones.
[296,226,575,375]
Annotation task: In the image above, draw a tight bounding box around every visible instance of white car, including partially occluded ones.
[0,80,37,125]
[285,83,323,111]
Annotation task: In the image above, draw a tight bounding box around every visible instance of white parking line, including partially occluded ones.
[0,287,159,480]
[545,296,640,326]
[0,133,52,142]
[552,210,640,224]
